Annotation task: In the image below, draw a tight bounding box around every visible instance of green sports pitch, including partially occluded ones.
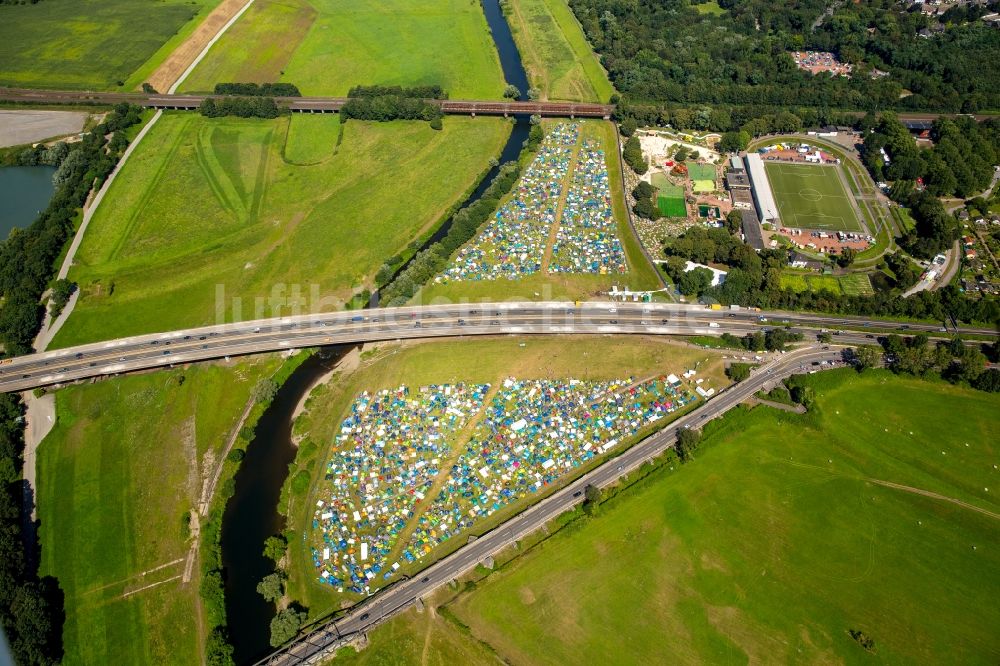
[765,162,864,232]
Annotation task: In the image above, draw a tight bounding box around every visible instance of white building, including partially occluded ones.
[745,153,779,225]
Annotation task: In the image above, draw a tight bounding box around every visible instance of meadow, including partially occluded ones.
[282,336,727,617]
[36,356,283,665]
[780,270,875,296]
[0,0,216,89]
[503,0,616,102]
[447,370,1000,663]
[416,120,661,304]
[766,162,864,232]
[51,113,509,347]
[182,0,506,98]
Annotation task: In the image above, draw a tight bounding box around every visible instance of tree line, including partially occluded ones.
[340,96,443,124]
[0,103,145,356]
[347,84,447,99]
[199,97,282,119]
[876,334,1000,393]
[569,0,1000,113]
[213,82,301,97]
[0,393,64,665]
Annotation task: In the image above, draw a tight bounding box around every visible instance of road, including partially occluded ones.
[2,301,993,393]
[0,88,613,118]
[254,345,844,665]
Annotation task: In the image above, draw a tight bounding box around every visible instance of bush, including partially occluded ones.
[225,449,245,463]
[429,117,443,131]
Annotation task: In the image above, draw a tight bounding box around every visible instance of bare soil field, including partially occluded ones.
[0,110,88,147]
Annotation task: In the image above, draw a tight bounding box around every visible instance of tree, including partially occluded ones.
[582,484,603,516]
[854,345,882,371]
[725,363,751,382]
[724,210,742,234]
[972,368,1000,392]
[263,534,288,563]
[675,428,701,462]
[622,135,647,174]
[502,84,521,99]
[256,572,286,603]
[253,379,280,403]
[619,117,637,136]
[269,607,307,647]
[836,247,856,268]
[790,385,815,408]
[205,627,234,666]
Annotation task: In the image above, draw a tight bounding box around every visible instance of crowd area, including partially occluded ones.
[308,370,707,592]
[307,383,489,594]
[437,122,629,282]
[550,140,628,274]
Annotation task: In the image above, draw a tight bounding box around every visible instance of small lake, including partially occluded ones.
[0,166,56,239]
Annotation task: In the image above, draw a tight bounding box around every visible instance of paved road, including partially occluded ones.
[1,301,992,393]
[254,346,844,665]
[0,88,613,118]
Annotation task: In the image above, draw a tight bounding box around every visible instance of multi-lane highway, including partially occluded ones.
[1,301,993,393]
[254,345,843,665]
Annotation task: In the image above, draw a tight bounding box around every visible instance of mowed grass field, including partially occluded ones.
[781,270,875,296]
[766,162,863,232]
[0,0,216,89]
[37,356,283,665]
[182,0,506,98]
[504,0,615,102]
[445,370,1000,664]
[284,336,727,617]
[51,113,509,347]
[416,120,661,304]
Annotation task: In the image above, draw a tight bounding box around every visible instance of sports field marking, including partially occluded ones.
[765,161,862,232]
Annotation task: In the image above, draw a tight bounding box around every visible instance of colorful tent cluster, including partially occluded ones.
[308,383,490,593]
[402,374,698,560]
[439,123,579,282]
[549,140,627,275]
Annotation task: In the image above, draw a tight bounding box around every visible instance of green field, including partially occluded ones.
[415,120,661,303]
[283,336,728,617]
[693,0,726,14]
[182,0,505,98]
[440,370,1000,663]
[781,270,875,296]
[0,0,217,89]
[504,0,615,102]
[37,356,283,664]
[654,182,687,218]
[51,113,509,347]
[766,162,864,232]
[685,161,716,181]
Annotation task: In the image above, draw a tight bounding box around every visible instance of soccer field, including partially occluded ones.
[765,162,863,232]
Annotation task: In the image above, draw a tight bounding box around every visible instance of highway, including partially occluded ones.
[0,88,613,118]
[2,301,993,393]
[253,345,844,665]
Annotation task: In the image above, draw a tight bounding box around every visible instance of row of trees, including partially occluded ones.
[340,95,442,123]
[877,334,1000,392]
[214,82,301,97]
[0,393,64,665]
[379,159,522,304]
[622,134,646,174]
[199,97,282,119]
[347,84,447,99]
[569,0,1000,113]
[0,103,145,356]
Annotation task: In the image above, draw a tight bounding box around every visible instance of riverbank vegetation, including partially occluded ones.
[500,0,614,103]
[0,103,145,356]
[181,0,506,98]
[50,113,509,347]
[327,369,1000,664]
[278,336,727,619]
[35,355,284,665]
[0,0,217,89]
[569,0,1000,113]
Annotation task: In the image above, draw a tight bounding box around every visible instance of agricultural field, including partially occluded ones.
[36,356,284,665]
[0,0,217,90]
[781,270,875,296]
[181,0,506,98]
[435,370,1000,664]
[766,162,864,232]
[503,0,615,102]
[282,336,728,616]
[51,113,509,347]
[417,120,660,303]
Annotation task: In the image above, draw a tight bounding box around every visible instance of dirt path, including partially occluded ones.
[145,0,255,94]
[868,479,999,520]
[21,392,55,521]
[541,136,583,272]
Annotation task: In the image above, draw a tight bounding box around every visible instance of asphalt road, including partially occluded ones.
[2,301,992,393]
[254,346,844,665]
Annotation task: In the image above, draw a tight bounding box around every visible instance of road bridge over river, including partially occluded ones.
[0,88,614,118]
[1,301,994,393]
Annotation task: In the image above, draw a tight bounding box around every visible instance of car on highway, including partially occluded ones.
[359,613,369,621]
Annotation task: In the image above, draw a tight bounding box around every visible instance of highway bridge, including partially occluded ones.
[0,88,614,118]
[1,301,994,393]
[253,345,844,665]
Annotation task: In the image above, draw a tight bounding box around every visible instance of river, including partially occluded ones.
[220,0,534,662]
[0,165,56,240]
